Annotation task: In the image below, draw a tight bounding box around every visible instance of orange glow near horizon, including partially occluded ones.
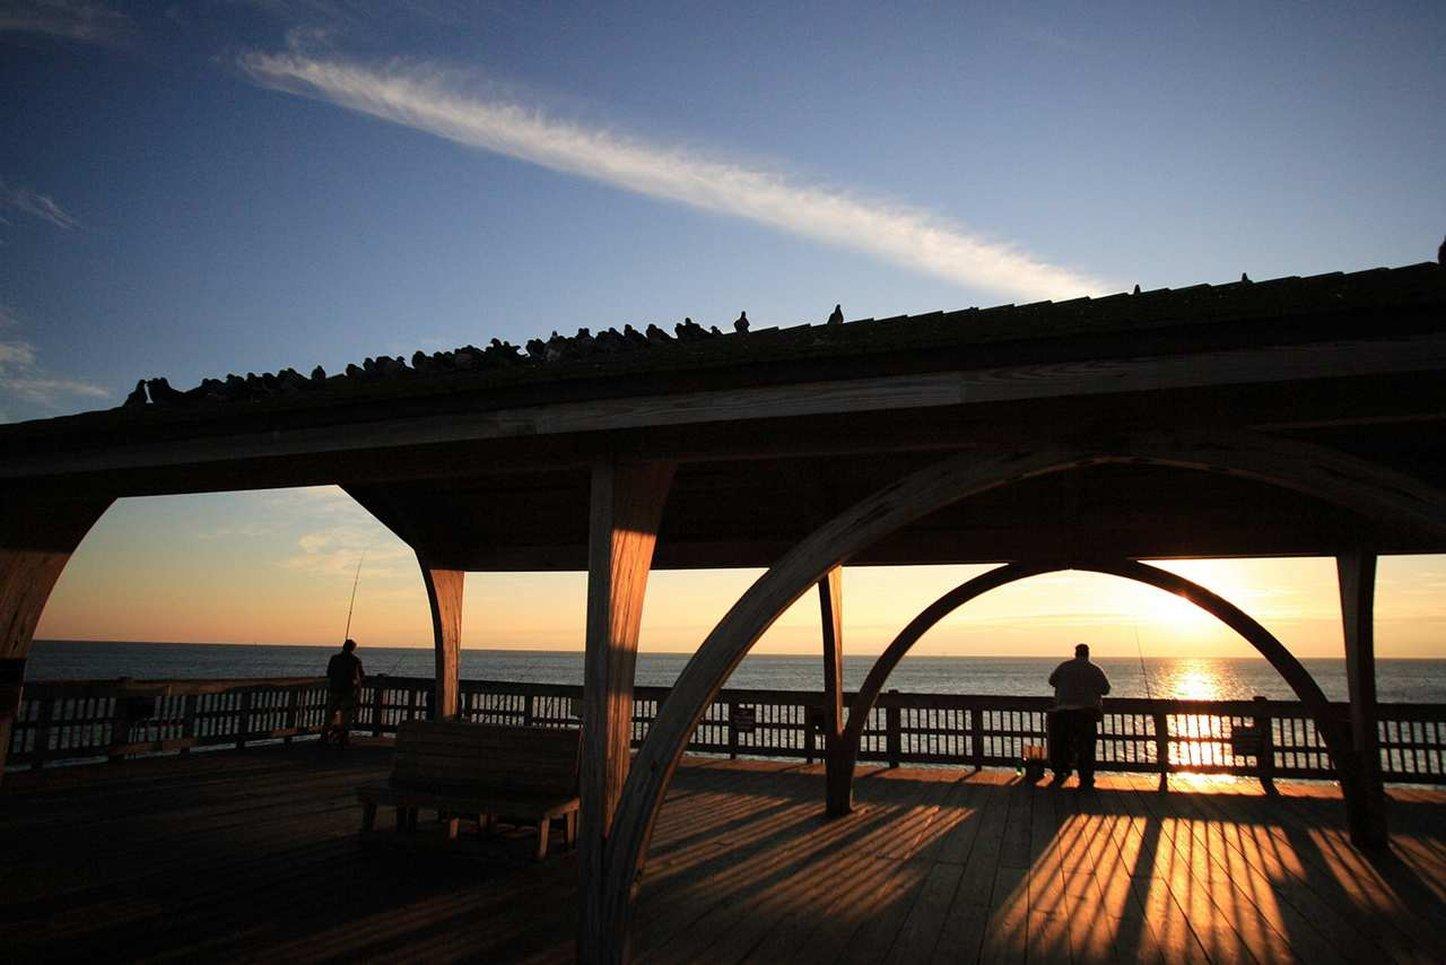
[31,488,1446,659]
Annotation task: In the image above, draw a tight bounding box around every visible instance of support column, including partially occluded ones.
[420,562,464,721]
[579,460,673,963]
[1337,550,1387,848]
[0,495,112,781]
[818,567,850,816]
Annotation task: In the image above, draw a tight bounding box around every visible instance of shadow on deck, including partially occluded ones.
[1,744,1442,963]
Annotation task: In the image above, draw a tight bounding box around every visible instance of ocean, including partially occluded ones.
[25,640,1446,703]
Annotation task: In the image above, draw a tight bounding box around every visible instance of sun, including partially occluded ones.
[1135,586,1218,639]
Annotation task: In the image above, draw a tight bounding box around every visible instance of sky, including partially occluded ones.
[3,1,1445,659]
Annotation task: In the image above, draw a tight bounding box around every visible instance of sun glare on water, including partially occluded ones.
[1164,660,1224,701]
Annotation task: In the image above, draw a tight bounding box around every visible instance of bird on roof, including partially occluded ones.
[734,311,749,333]
[145,377,184,404]
[123,379,148,407]
[1241,272,1251,283]
[827,304,844,325]
[1132,284,1141,295]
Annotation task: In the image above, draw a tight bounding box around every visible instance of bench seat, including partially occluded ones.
[357,720,581,860]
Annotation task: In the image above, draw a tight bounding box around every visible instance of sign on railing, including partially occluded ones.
[7,675,1444,785]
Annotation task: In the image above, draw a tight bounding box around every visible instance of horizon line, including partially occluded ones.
[34,639,1431,660]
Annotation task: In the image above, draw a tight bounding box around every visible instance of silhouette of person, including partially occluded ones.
[324,638,365,747]
[1047,643,1110,789]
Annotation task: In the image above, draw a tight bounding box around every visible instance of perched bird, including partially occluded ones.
[145,377,184,403]
[734,311,749,333]
[827,304,844,325]
[1241,272,1251,283]
[1132,284,1141,295]
[123,379,148,407]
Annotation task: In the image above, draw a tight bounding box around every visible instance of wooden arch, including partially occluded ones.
[594,431,1446,956]
[0,495,114,781]
[830,558,1350,814]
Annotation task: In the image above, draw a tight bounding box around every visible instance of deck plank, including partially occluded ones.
[1,745,1443,963]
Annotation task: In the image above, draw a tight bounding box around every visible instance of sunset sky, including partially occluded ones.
[4,3,1445,659]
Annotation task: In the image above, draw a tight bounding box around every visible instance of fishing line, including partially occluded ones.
[1133,620,1155,700]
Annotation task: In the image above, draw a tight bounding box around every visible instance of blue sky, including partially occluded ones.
[4,1,1446,656]
[3,1,1443,419]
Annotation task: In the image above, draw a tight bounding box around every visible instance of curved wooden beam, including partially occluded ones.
[0,495,113,782]
[419,562,464,720]
[595,431,1446,957]
[836,559,1350,810]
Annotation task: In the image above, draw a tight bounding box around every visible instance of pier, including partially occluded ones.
[3,262,1446,959]
[3,736,1443,962]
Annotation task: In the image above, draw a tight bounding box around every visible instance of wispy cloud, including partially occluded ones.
[0,1,132,46]
[279,523,412,579]
[0,308,109,421]
[0,339,37,368]
[0,178,80,229]
[240,53,1108,301]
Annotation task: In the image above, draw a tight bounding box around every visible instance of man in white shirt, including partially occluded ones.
[1047,643,1111,789]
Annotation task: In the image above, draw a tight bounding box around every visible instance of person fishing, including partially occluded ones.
[322,553,368,748]
[323,638,366,747]
[1047,643,1111,789]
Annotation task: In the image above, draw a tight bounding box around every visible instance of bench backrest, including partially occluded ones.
[390,720,580,798]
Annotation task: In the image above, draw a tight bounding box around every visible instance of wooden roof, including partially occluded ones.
[3,262,1444,568]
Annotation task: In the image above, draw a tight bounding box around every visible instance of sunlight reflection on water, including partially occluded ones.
[1154,659,1223,701]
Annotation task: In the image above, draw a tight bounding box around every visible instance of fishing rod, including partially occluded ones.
[342,551,365,641]
[1133,621,1155,701]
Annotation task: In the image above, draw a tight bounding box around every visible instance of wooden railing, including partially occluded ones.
[8,675,1445,784]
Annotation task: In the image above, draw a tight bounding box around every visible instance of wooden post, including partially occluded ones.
[1154,709,1170,791]
[420,563,465,721]
[371,677,385,736]
[1253,695,1276,794]
[0,495,112,783]
[282,687,296,743]
[727,701,740,759]
[1338,551,1388,847]
[579,460,673,963]
[180,694,197,754]
[818,567,850,816]
[970,703,985,770]
[237,688,254,749]
[108,691,132,762]
[28,687,51,770]
[885,691,902,768]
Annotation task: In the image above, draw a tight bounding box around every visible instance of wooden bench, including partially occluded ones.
[356,720,581,860]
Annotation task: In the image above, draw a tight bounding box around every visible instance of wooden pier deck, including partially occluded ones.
[2,744,1443,963]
